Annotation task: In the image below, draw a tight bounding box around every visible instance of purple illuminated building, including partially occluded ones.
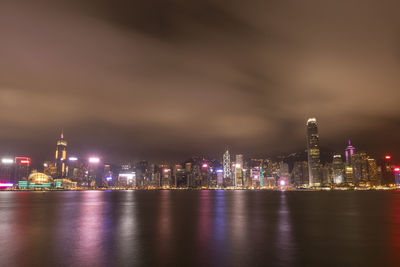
[345,140,355,165]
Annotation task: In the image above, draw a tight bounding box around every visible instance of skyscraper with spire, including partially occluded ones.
[345,140,355,165]
[55,131,67,178]
[306,118,321,187]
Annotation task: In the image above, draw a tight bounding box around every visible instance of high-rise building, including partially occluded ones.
[55,132,67,178]
[345,166,354,185]
[306,118,321,187]
[14,157,31,182]
[321,163,333,185]
[161,167,171,188]
[352,152,369,186]
[235,154,244,187]
[345,140,355,165]
[216,169,224,187]
[292,161,309,187]
[382,155,394,185]
[0,158,14,184]
[367,158,378,186]
[200,163,210,188]
[332,155,344,184]
[223,149,231,181]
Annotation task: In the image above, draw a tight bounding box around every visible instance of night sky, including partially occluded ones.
[0,0,400,163]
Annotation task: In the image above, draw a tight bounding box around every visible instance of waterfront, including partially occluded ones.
[0,190,400,267]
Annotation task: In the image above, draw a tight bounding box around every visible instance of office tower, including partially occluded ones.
[215,169,223,187]
[345,140,355,165]
[292,161,309,187]
[250,166,260,187]
[352,152,369,186]
[161,167,171,188]
[103,164,112,186]
[382,155,394,185]
[332,155,344,184]
[0,158,14,184]
[259,166,264,187]
[345,166,354,185]
[306,118,321,186]
[235,154,244,187]
[278,161,290,178]
[173,165,186,188]
[14,157,31,182]
[395,167,400,187]
[223,149,231,181]
[200,163,209,188]
[55,132,67,178]
[367,158,378,186]
[137,161,149,188]
[321,163,333,185]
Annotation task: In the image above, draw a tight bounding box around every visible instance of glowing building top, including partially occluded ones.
[345,140,355,165]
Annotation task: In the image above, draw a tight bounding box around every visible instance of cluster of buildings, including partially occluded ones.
[0,119,399,190]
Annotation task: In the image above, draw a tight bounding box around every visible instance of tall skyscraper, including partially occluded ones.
[292,161,309,187]
[345,140,355,165]
[367,158,378,186]
[332,155,344,184]
[14,157,31,182]
[352,152,369,186]
[223,149,231,181]
[306,118,321,187]
[259,166,264,187]
[55,132,67,178]
[235,154,243,187]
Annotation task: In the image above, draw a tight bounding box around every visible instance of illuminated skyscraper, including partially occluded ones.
[55,132,67,178]
[235,154,243,187]
[345,140,355,165]
[292,161,309,187]
[382,155,394,185]
[345,166,354,185]
[332,155,344,184]
[306,118,321,186]
[0,158,14,184]
[367,158,378,186]
[352,152,369,186]
[223,149,231,180]
[259,166,264,187]
[14,157,31,182]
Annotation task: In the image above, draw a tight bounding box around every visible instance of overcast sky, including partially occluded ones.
[0,0,399,163]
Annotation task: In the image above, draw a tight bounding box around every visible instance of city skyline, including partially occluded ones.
[0,120,398,167]
[1,117,399,190]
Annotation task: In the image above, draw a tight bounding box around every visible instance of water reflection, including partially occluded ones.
[276,192,294,265]
[116,191,139,266]
[213,190,227,246]
[0,191,398,267]
[388,192,400,265]
[74,191,106,266]
[197,190,212,247]
[230,191,248,266]
[155,190,172,263]
[0,192,18,266]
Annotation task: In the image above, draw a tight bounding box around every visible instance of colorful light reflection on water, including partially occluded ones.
[0,191,398,267]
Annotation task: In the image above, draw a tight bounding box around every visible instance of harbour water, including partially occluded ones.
[0,190,399,267]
